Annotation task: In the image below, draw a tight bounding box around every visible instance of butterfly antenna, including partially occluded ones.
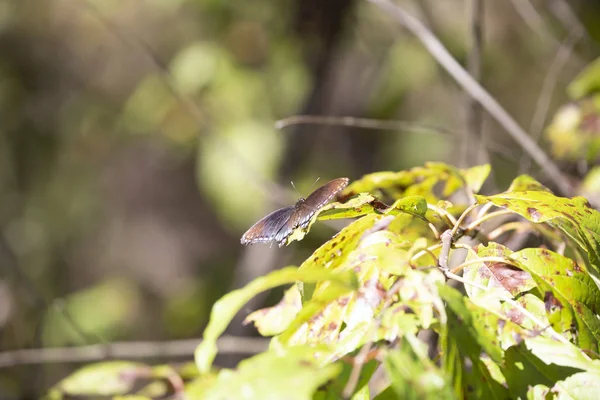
[290,181,300,196]
[309,177,321,190]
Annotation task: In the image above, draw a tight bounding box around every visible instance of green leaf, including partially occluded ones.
[298,214,380,302]
[439,284,503,363]
[438,285,509,399]
[195,267,358,373]
[315,359,378,399]
[510,248,600,353]
[185,373,218,397]
[373,386,403,400]
[523,336,600,373]
[504,337,600,399]
[384,343,455,400]
[461,164,491,193]
[567,57,600,99]
[464,242,535,302]
[385,196,429,219]
[581,166,600,195]
[46,362,146,397]
[243,285,302,336]
[504,341,583,399]
[506,175,551,193]
[341,163,474,204]
[200,346,342,400]
[476,190,600,275]
[275,281,362,348]
[317,193,380,220]
[551,372,600,400]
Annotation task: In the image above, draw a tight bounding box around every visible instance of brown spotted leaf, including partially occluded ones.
[476,190,600,275]
[510,248,600,354]
[464,243,535,302]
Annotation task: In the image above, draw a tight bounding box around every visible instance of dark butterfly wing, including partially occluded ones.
[240,206,296,245]
[273,177,350,246]
[241,177,349,247]
[303,177,349,211]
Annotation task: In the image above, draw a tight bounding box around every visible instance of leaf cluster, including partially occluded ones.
[47,162,600,399]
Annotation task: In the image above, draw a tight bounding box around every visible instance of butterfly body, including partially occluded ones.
[241,177,349,247]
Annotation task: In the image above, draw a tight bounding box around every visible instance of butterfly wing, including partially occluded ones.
[303,177,349,211]
[241,177,349,247]
[274,177,350,246]
[240,206,296,245]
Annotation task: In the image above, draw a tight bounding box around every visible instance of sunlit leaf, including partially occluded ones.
[243,285,303,336]
[461,164,491,193]
[504,340,584,399]
[341,163,474,204]
[185,373,218,398]
[46,362,147,398]
[476,190,600,275]
[507,175,551,193]
[551,371,600,400]
[438,285,508,399]
[581,166,600,196]
[314,359,378,399]
[385,196,428,219]
[524,336,600,373]
[317,193,381,220]
[195,267,358,373]
[298,214,380,302]
[510,248,600,352]
[201,346,342,400]
[567,57,600,99]
[463,243,535,303]
[384,343,455,400]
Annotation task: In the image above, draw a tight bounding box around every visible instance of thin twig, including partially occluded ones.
[0,336,269,368]
[464,209,515,232]
[342,341,374,398]
[548,0,592,45]
[438,230,453,271]
[409,244,442,268]
[510,0,561,46]
[427,204,458,227]
[450,256,515,274]
[475,202,495,220]
[367,0,572,196]
[275,115,459,137]
[276,115,518,163]
[488,221,532,240]
[450,203,480,237]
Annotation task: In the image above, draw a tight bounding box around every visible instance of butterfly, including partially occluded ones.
[241,177,349,247]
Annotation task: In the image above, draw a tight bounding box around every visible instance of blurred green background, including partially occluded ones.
[0,0,599,396]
